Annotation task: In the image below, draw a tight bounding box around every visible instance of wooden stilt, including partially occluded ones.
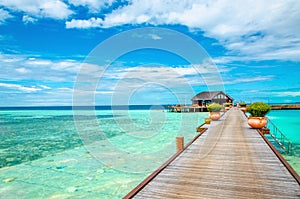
[176,137,184,152]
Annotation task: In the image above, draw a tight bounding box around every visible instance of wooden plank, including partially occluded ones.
[126,108,300,199]
[123,127,207,198]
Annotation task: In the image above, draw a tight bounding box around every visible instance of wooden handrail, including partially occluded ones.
[241,110,299,184]
[266,118,294,154]
[257,129,300,185]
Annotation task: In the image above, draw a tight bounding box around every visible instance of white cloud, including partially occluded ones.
[68,0,115,12]
[0,0,73,19]
[22,15,37,24]
[224,75,274,85]
[0,8,13,24]
[15,67,30,74]
[69,0,298,62]
[51,60,80,72]
[0,86,76,106]
[24,58,80,73]
[0,54,96,106]
[0,82,42,92]
[273,91,300,97]
[39,85,51,89]
[58,87,73,91]
[25,59,52,66]
[97,65,214,93]
[0,54,80,82]
[149,34,162,40]
[2,0,300,62]
[95,91,114,94]
[66,17,103,29]
[95,65,197,105]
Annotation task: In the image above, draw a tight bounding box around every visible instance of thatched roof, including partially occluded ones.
[192,91,233,101]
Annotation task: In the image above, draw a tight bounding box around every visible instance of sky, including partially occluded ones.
[0,0,300,106]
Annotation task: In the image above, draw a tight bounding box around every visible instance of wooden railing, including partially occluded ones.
[266,118,294,154]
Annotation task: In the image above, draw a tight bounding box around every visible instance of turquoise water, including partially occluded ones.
[0,109,208,198]
[1,109,299,198]
[267,110,300,174]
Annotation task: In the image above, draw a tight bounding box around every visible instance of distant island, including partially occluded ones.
[270,104,300,110]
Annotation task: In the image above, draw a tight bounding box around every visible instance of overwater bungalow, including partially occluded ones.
[167,91,234,112]
[191,91,234,107]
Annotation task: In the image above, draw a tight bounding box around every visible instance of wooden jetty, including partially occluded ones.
[166,105,208,112]
[125,108,300,198]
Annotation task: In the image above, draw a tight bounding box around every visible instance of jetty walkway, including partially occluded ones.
[125,108,300,198]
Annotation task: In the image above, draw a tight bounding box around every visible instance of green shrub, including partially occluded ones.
[207,103,222,112]
[239,102,247,107]
[247,102,271,117]
[224,103,231,107]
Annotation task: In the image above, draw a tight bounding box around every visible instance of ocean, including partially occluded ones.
[0,107,298,198]
[266,110,300,175]
[0,106,208,198]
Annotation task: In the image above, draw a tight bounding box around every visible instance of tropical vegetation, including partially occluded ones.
[207,103,222,112]
[247,102,271,117]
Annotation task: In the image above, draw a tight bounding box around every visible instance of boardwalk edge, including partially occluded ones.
[123,123,208,199]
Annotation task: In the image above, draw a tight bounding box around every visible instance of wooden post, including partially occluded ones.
[176,137,184,152]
